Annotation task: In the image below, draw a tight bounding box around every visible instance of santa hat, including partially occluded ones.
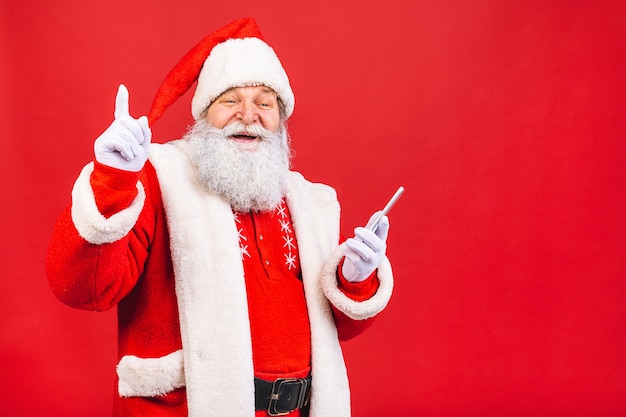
[148,17,294,125]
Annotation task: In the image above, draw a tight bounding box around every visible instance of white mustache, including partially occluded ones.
[220,121,274,139]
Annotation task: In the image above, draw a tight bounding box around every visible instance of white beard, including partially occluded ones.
[184,120,292,212]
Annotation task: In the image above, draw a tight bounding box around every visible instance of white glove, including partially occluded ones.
[93,84,151,172]
[341,211,390,283]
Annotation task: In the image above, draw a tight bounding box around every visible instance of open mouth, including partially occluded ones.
[230,133,259,141]
[229,132,262,150]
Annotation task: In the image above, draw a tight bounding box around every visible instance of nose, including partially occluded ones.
[236,100,260,125]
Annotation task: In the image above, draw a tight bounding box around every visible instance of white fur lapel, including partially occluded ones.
[284,173,352,417]
[150,141,255,417]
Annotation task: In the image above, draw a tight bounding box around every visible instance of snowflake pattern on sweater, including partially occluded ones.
[234,199,299,272]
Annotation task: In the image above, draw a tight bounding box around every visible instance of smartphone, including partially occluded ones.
[367,186,405,232]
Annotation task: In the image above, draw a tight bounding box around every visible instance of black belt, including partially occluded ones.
[254,375,311,416]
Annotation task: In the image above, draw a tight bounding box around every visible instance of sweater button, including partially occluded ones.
[265,260,270,265]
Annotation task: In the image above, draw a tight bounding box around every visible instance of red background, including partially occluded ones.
[2,1,626,416]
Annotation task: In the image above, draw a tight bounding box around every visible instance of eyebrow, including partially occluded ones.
[257,87,277,96]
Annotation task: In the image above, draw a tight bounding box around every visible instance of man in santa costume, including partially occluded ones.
[46,17,394,417]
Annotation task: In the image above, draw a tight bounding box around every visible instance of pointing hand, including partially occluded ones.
[94,84,152,172]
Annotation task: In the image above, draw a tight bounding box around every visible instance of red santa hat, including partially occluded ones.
[148,17,294,125]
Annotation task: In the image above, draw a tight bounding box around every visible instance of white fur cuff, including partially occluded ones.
[71,162,145,244]
[117,350,185,397]
[320,243,394,320]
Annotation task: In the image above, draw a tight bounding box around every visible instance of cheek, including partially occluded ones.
[263,112,281,132]
[206,109,233,128]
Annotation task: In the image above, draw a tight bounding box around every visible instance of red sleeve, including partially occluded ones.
[46,162,159,312]
[336,258,380,301]
[332,258,381,341]
[90,160,141,217]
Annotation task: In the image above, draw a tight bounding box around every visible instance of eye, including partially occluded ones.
[217,94,239,105]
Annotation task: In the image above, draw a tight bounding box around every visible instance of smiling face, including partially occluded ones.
[205,85,282,149]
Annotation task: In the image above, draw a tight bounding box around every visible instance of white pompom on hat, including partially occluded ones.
[148,17,294,125]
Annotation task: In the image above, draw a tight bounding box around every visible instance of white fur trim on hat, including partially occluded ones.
[191,37,294,120]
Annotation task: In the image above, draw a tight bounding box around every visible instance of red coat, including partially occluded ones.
[47,140,394,417]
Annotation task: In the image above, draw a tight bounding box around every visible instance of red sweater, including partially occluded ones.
[237,204,378,417]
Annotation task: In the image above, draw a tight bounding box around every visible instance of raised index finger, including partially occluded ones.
[114,84,130,120]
